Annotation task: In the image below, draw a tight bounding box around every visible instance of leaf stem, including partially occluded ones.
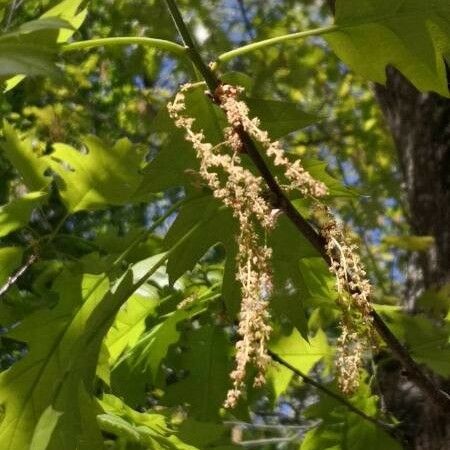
[218,25,337,63]
[62,37,188,58]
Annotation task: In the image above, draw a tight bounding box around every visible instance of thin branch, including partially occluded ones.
[269,350,397,436]
[163,0,450,413]
[236,0,255,40]
[0,211,70,300]
[4,0,24,31]
[0,252,39,298]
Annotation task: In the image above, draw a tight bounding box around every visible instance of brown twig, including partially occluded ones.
[0,252,39,298]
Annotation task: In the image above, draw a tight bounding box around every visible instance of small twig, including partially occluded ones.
[236,0,255,40]
[0,252,39,298]
[4,0,24,30]
[269,350,397,436]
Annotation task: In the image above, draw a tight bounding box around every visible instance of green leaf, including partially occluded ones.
[99,395,198,450]
[327,0,450,96]
[0,0,88,87]
[379,308,450,377]
[30,407,63,450]
[221,71,254,91]
[165,195,243,317]
[245,98,318,139]
[0,250,164,449]
[1,121,50,191]
[416,284,450,317]
[103,293,159,367]
[0,271,110,450]
[48,136,145,212]
[177,420,237,449]
[137,85,222,196]
[164,196,236,284]
[0,246,24,286]
[1,0,87,90]
[301,378,402,450]
[0,17,71,81]
[383,235,435,251]
[41,0,88,43]
[97,414,143,445]
[3,75,25,93]
[270,222,330,339]
[298,257,338,306]
[265,362,293,403]
[0,192,48,237]
[110,284,215,405]
[269,328,329,396]
[163,325,232,421]
[115,309,189,383]
[302,159,356,198]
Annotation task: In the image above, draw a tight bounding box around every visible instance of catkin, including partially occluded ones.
[168,82,374,402]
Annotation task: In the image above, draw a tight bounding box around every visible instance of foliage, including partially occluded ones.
[327,0,450,96]
[0,1,448,449]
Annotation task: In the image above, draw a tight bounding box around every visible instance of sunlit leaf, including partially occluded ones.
[0,191,47,237]
[301,378,402,450]
[0,246,24,286]
[163,325,232,421]
[103,293,159,367]
[48,136,145,212]
[99,395,198,450]
[1,121,50,191]
[327,0,450,96]
[379,308,450,377]
[383,235,435,251]
[41,0,88,43]
[269,328,330,395]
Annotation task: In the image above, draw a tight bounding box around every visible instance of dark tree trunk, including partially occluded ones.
[375,70,450,291]
[374,69,450,450]
[324,2,450,449]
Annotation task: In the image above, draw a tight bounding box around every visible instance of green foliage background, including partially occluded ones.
[0,1,448,449]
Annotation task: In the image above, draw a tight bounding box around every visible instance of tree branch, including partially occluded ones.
[163,0,450,413]
[269,350,398,437]
[236,0,255,40]
[0,252,39,298]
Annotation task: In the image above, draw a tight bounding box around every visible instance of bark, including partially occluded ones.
[375,71,450,290]
[374,69,450,450]
[324,1,450,448]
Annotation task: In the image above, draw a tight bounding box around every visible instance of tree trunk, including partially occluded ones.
[374,68,450,450]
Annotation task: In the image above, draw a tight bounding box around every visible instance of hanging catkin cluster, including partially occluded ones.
[321,209,373,394]
[168,82,374,403]
[168,84,275,408]
[216,85,376,396]
[216,84,328,199]
[214,84,331,406]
